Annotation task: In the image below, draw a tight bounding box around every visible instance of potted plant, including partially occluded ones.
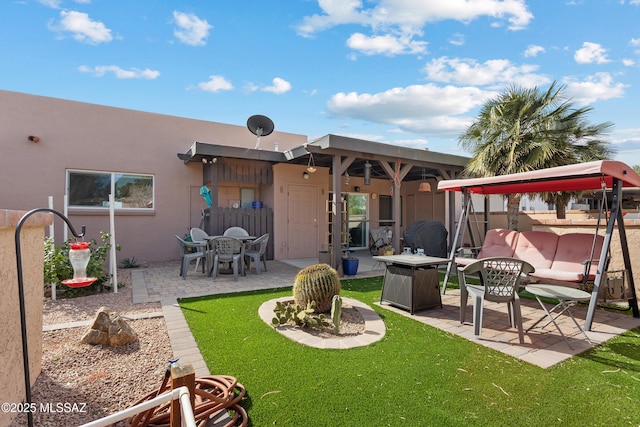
[383,243,394,256]
[342,250,359,275]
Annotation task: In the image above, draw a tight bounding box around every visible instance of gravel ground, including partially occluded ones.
[10,268,366,426]
[10,269,174,427]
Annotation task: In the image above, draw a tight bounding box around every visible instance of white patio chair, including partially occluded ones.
[223,226,249,237]
[190,227,211,272]
[244,233,269,274]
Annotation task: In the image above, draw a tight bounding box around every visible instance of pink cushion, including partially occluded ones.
[550,233,604,281]
[477,229,519,259]
[530,268,582,282]
[513,231,558,270]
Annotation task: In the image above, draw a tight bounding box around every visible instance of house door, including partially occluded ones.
[287,184,318,258]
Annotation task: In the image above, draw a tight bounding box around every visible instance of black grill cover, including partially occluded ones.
[402,221,448,257]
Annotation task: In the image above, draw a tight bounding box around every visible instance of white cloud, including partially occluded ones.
[53,10,112,44]
[448,33,465,46]
[296,0,534,38]
[346,32,427,55]
[38,0,62,8]
[524,44,545,57]
[423,56,550,87]
[197,75,233,92]
[327,83,495,135]
[622,58,635,66]
[78,65,160,79]
[563,72,626,104]
[262,77,292,94]
[574,42,610,64]
[173,11,212,46]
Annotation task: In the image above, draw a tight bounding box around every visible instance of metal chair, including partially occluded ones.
[369,232,385,255]
[223,226,249,237]
[210,237,245,281]
[175,235,208,280]
[244,233,269,274]
[458,257,535,344]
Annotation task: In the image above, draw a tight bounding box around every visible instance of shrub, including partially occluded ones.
[120,257,140,269]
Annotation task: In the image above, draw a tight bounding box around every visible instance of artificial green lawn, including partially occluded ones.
[179,277,640,426]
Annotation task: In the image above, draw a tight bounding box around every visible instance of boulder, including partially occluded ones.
[81,306,138,346]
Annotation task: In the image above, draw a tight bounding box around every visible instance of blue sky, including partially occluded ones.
[2,0,640,165]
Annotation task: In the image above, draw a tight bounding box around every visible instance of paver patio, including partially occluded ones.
[131,254,640,372]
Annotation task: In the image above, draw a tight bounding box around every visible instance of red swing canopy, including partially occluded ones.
[437,160,640,195]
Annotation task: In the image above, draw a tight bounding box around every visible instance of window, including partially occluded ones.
[67,170,154,210]
[379,195,402,226]
[240,188,255,208]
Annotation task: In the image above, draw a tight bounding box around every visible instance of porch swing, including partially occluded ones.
[437,160,640,331]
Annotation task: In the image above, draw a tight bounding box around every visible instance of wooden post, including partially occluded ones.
[170,364,195,427]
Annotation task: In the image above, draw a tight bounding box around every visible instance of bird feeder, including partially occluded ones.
[62,241,97,288]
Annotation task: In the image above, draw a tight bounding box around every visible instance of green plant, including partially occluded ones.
[271,300,330,328]
[331,295,342,334]
[44,231,120,296]
[293,263,341,312]
[120,257,140,269]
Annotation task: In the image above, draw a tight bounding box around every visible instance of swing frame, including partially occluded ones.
[438,160,640,331]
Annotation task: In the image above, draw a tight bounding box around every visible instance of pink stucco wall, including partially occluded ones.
[0,90,307,262]
[0,209,51,426]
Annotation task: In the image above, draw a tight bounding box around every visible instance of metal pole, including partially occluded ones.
[15,208,85,427]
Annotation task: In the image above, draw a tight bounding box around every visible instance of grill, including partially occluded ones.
[402,220,448,257]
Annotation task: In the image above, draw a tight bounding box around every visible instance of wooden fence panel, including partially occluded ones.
[206,207,274,259]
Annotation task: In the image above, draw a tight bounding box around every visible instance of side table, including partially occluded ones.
[525,284,593,349]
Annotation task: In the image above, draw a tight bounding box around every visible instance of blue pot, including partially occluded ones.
[252,201,263,209]
[342,258,359,276]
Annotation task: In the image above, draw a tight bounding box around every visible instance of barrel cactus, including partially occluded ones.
[293,263,341,313]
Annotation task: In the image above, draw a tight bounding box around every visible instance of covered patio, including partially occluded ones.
[177,134,468,267]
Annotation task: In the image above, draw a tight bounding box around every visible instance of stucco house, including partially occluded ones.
[1,89,468,265]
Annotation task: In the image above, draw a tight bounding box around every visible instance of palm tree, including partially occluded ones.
[459,81,614,229]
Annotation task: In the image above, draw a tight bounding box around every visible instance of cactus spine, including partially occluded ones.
[331,295,342,334]
[293,263,341,313]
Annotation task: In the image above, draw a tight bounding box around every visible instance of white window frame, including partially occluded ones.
[66,169,155,212]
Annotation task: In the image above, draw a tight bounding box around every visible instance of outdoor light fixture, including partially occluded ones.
[306,152,316,173]
[364,161,371,185]
[418,168,431,192]
[344,172,350,186]
[303,171,310,180]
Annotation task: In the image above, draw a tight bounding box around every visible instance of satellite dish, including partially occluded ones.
[247,115,274,149]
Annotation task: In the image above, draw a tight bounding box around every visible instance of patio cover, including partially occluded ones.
[437,160,640,194]
[437,160,640,331]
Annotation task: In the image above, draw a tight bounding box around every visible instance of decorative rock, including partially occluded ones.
[81,306,138,346]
